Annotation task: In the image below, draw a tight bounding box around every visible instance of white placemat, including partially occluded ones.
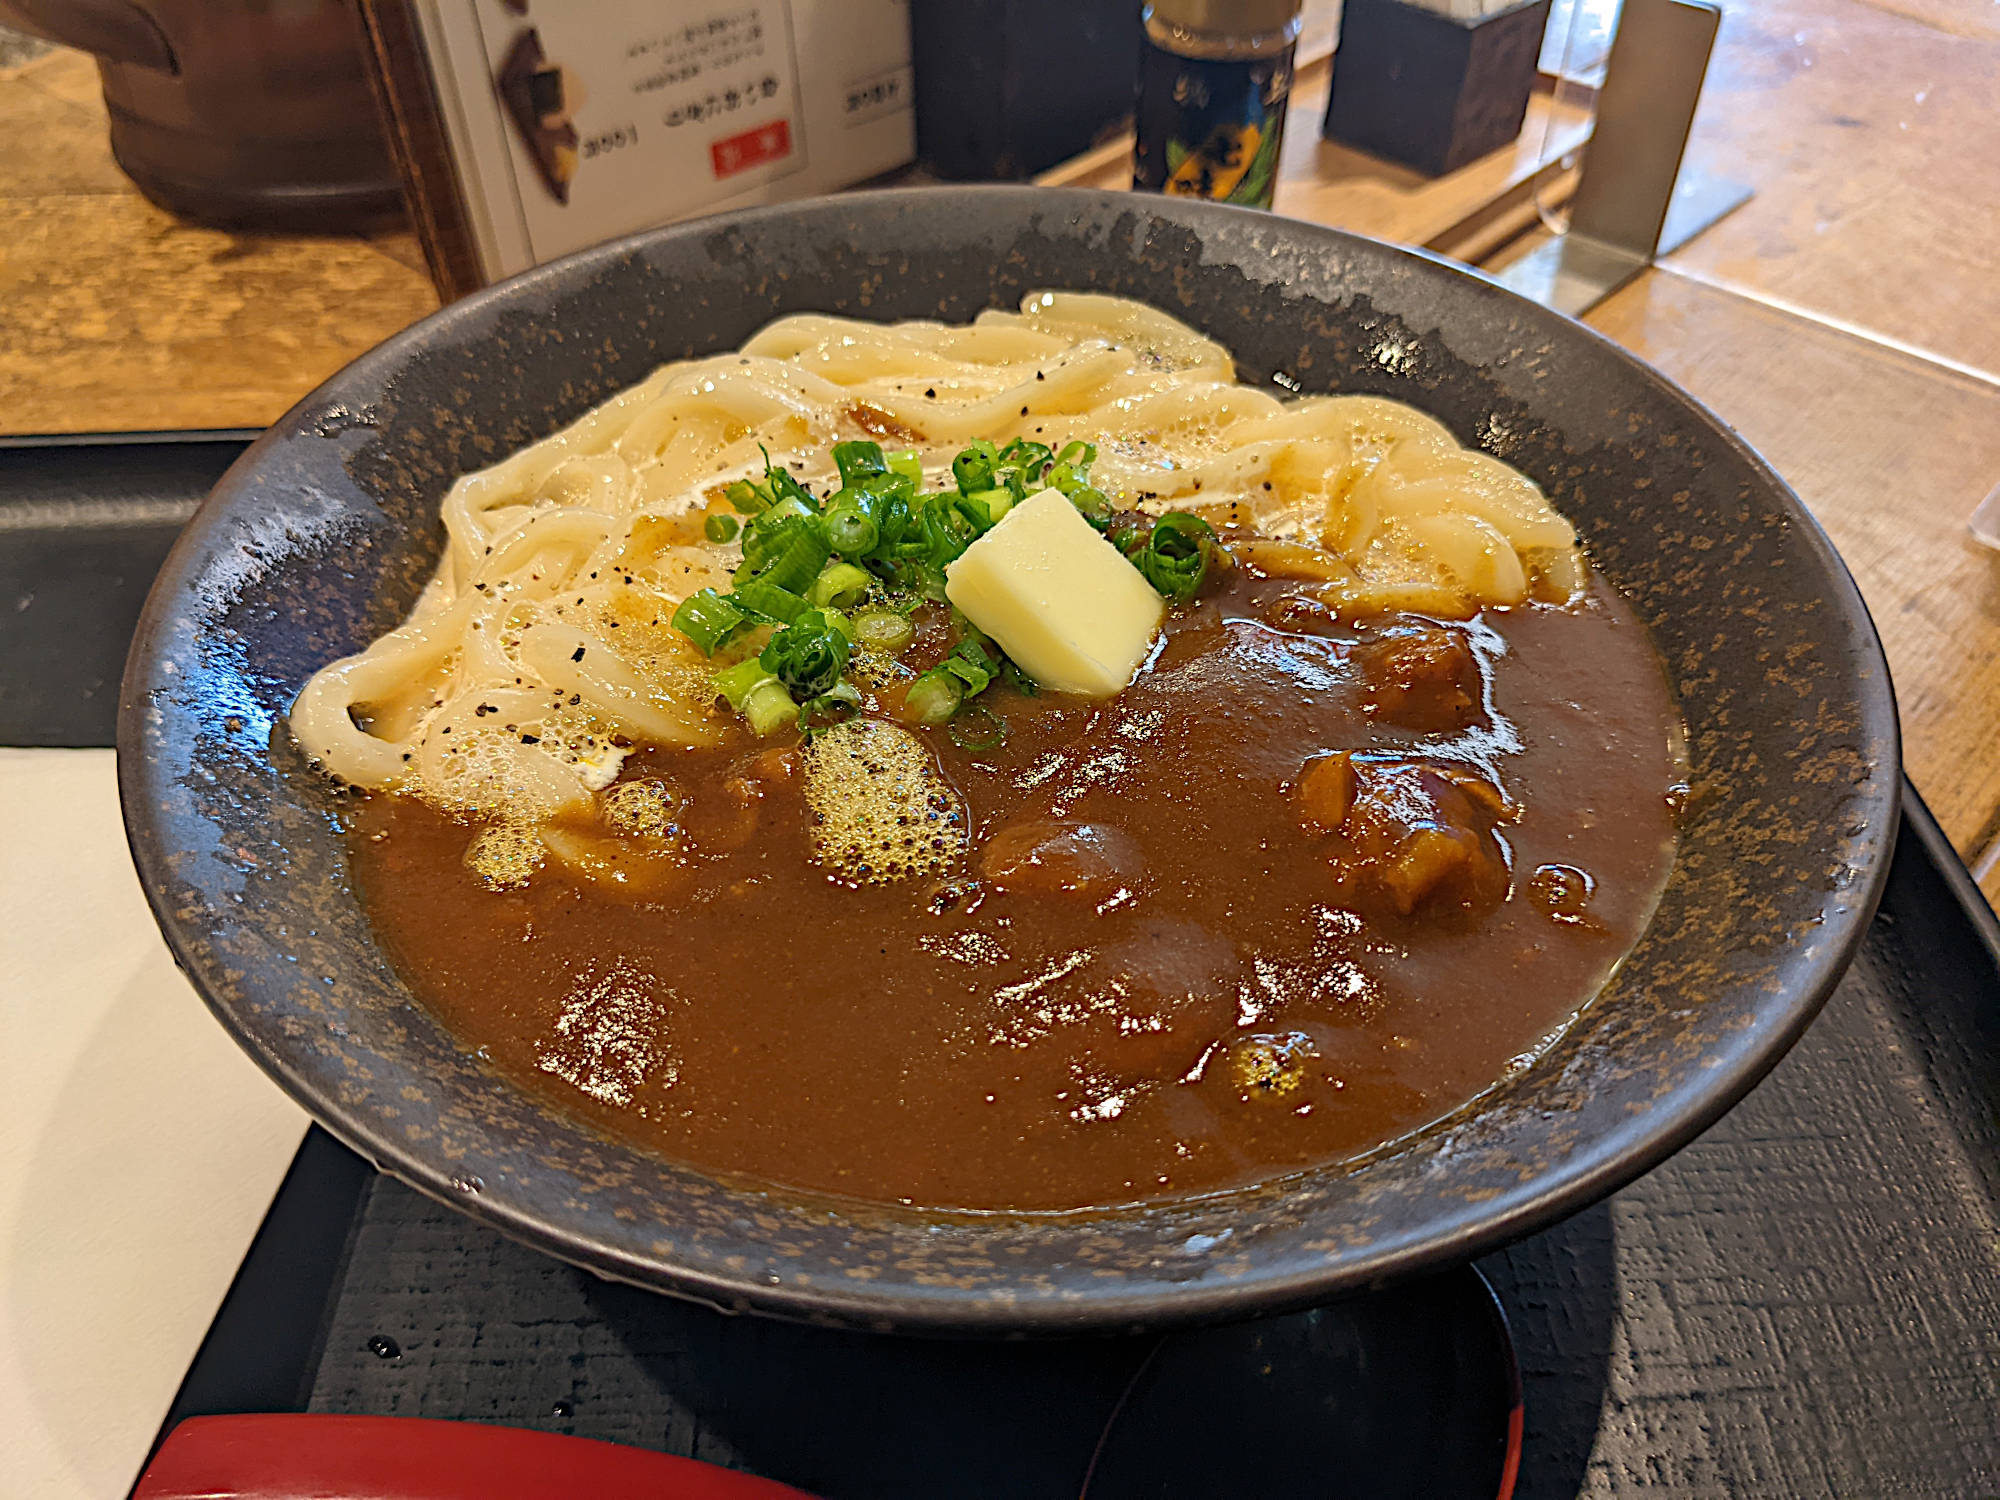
[0,748,306,1500]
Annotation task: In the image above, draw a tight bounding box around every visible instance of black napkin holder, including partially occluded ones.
[910,0,1142,179]
[1325,0,1553,177]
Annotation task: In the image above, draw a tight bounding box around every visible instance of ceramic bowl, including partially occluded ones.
[119,188,1898,1333]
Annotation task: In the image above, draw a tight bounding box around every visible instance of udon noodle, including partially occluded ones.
[292,292,1583,826]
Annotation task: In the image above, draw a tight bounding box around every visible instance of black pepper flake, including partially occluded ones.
[1035,371,1045,381]
[924,387,936,399]
[572,646,587,661]
[1020,406,1029,417]
[520,733,540,745]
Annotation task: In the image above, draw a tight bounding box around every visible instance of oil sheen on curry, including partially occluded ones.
[298,294,1684,1212]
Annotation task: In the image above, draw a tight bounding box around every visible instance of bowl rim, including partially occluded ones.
[118,184,1902,1332]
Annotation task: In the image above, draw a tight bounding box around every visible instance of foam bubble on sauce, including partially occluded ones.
[464,823,545,890]
[602,778,683,838]
[416,702,623,822]
[800,718,966,883]
[569,586,719,702]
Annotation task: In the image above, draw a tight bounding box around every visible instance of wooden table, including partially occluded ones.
[4,10,1996,903]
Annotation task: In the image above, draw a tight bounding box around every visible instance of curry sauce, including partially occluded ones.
[349,569,1680,1211]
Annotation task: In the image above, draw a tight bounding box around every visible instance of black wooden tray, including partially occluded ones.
[7,434,1996,1497]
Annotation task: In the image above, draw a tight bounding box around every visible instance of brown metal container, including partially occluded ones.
[0,0,402,231]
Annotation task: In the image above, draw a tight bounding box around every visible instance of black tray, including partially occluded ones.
[8,434,1997,1496]
[0,432,255,746]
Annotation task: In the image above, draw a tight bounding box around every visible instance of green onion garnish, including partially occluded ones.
[832,440,890,487]
[823,502,879,556]
[852,606,916,655]
[712,657,775,709]
[904,668,964,725]
[1128,511,1218,605]
[742,678,799,736]
[672,589,752,656]
[760,609,852,700]
[737,513,830,596]
[677,433,1122,732]
[1001,658,1040,697]
[948,704,1008,751]
[807,561,874,612]
[941,636,997,696]
[730,577,806,625]
[963,487,1013,527]
[797,680,862,734]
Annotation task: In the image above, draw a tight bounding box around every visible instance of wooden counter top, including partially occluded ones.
[4,14,1996,902]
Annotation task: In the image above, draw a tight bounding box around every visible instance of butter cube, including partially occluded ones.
[944,488,1165,696]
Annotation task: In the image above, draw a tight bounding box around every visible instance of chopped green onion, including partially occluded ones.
[760,609,851,699]
[731,577,807,624]
[886,448,923,485]
[797,681,862,734]
[767,471,816,513]
[852,606,916,655]
[1000,658,1040,697]
[1043,440,1113,527]
[807,561,874,612]
[704,513,740,543]
[832,440,889,488]
[1133,511,1218,605]
[904,668,964,725]
[671,589,751,655]
[942,637,997,696]
[951,440,998,495]
[742,678,799,736]
[1105,511,1152,556]
[964,487,1013,527]
[912,492,981,566]
[823,502,879,556]
[729,448,819,516]
[712,657,775,710]
[736,515,830,597]
[948,705,1008,751]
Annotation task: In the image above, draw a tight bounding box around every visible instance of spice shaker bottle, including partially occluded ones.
[1132,0,1304,209]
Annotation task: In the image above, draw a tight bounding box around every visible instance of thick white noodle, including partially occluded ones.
[290,291,1583,824]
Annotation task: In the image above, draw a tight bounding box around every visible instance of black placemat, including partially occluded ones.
[300,1182,1518,1498]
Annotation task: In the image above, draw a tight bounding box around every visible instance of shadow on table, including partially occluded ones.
[1481,1200,1620,1500]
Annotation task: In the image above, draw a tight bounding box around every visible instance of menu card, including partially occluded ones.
[360,0,915,299]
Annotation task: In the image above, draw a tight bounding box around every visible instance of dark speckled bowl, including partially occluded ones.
[118,188,1898,1334]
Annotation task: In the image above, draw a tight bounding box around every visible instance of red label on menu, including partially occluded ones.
[711,120,792,179]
